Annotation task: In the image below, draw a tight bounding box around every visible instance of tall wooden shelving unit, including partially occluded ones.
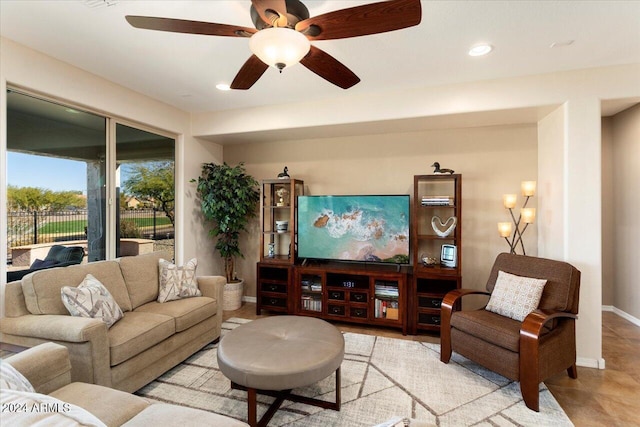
[409,174,462,333]
[256,178,304,315]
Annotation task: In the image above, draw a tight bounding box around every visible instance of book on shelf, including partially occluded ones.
[301,295,322,312]
[374,298,399,319]
[421,195,454,206]
[374,282,399,299]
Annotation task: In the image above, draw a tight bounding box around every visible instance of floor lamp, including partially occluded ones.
[498,181,536,255]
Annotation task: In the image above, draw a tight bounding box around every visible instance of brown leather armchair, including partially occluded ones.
[440,253,581,411]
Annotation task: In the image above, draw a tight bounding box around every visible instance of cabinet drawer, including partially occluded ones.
[418,296,442,309]
[328,290,345,301]
[418,313,441,326]
[349,292,368,303]
[260,296,287,308]
[327,304,346,317]
[260,282,287,294]
[349,306,368,319]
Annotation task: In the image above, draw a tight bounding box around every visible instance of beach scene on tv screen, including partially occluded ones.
[298,195,409,264]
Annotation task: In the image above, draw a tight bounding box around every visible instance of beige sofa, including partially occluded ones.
[1,251,225,392]
[2,342,248,426]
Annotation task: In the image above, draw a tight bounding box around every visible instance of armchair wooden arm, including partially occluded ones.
[440,288,491,363]
[519,309,579,411]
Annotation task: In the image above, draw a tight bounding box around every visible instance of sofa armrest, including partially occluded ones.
[197,276,226,308]
[1,314,112,386]
[197,276,226,340]
[4,342,72,394]
[1,314,107,343]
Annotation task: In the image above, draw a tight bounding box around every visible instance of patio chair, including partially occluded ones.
[7,245,85,282]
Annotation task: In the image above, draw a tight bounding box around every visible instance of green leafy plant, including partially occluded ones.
[193,162,260,283]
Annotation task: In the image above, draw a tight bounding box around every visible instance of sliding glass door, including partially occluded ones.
[6,90,175,269]
[115,123,175,258]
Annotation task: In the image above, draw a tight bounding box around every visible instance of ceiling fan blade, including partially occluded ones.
[251,0,288,27]
[295,0,421,40]
[300,45,360,89]
[230,55,270,90]
[125,16,256,37]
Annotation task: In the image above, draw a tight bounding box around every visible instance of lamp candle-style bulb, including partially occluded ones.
[503,194,517,209]
[521,181,536,197]
[498,222,512,237]
[521,208,536,224]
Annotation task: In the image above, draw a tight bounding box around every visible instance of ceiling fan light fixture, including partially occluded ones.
[249,28,310,71]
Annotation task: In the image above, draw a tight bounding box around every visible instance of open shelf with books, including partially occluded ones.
[294,263,407,334]
[409,174,462,334]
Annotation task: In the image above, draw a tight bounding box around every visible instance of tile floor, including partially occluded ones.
[224,305,640,427]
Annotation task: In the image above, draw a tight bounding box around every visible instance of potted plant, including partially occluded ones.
[193,162,260,309]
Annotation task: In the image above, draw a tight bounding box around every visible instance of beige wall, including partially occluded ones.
[0,37,225,291]
[224,124,538,298]
[601,117,615,306]
[610,104,640,319]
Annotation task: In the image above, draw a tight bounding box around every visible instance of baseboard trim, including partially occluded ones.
[243,296,257,303]
[577,357,606,369]
[602,305,640,327]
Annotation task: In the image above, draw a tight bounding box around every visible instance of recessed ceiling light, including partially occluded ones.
[468,44,493,57]
[216,84,231,91]
[550,40,575,48]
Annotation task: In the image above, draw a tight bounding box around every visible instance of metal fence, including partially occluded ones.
[7,209,174,261]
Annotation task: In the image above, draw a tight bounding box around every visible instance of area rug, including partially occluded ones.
[136,318,573,426]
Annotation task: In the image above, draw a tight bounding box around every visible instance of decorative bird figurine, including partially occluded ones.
[431,162,455,175]
[277,166,290,179]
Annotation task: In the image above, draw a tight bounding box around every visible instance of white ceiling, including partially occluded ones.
[2,0,639,117]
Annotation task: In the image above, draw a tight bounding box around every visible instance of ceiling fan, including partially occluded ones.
[125,0,421,90]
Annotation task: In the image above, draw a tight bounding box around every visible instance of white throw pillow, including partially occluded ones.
[0,360,35,392]
[0,389,107,427]
[157,258,200,303]
[485,270,547,321]
[61,274,124,328]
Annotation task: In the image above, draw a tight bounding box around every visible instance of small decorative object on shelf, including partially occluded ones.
[275,220,289,233]
[276,187,290,206]
[498,181,536,255]
[431,215,457,237]
[277,166,290,179]
[268,243,275,257]
[420,254,439,267]
[430,162,455,174]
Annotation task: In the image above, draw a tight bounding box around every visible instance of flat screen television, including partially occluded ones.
[297,195,410,264]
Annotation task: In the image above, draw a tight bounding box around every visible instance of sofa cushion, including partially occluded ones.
[119,251,169,309]
[51,382,148,427]
[61,274,124,328]
[157,258,200,303]
[122,403,250,427]
[1,389,106,427]
[135,297,217,332]
[22,260,132,315]
[108,311,175,366]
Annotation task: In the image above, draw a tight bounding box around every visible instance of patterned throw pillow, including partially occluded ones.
[157,258,200,303]
[61,274,124,328]
[0,360,35,392]
[485,270,547,321]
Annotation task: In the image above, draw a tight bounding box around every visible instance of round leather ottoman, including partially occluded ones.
[217,316,344,426]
